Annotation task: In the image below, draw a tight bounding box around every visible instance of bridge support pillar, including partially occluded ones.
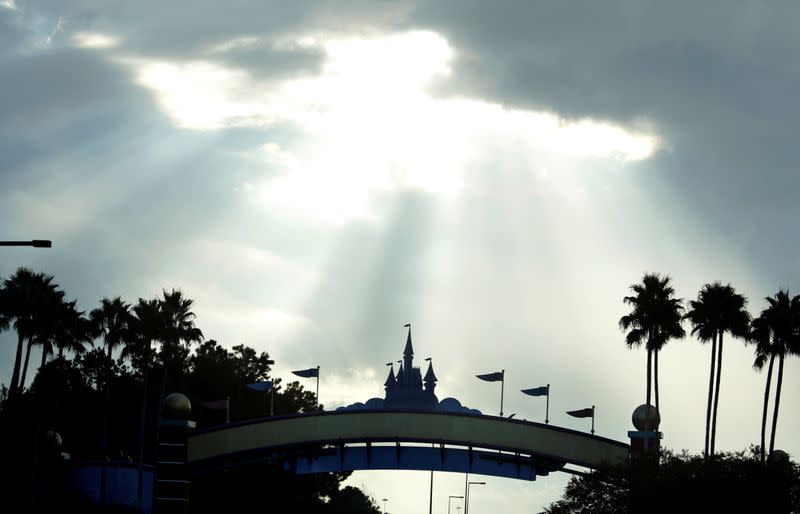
[628,430,662,459]
[155,394,195,514]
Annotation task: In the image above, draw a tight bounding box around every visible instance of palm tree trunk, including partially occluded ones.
[760,354,775,465]
[58,346,64,359]
[704,331,717,462]
[40,341,48,371]
[646,348,652,406]
[20,339,33,390]
[654,349,660,413]
[9,332,26,398]
[768,353,785,457]
[710,331,724,459]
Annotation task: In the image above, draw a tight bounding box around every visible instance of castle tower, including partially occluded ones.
[423,360,438,395]
[402,324,414,381]
[384,365,396,394]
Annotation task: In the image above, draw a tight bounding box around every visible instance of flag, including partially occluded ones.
[521,386,548,396]
[247,381,273,392]
[476,371,504,382]
[201,399,228,410]
[292,367,319,378]
[567,407,594,418]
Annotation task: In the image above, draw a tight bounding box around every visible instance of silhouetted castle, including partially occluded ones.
[335,326,480,414]
[383,326,438,409]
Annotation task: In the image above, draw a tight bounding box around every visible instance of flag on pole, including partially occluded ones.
[521,386,549,396]
[247,381,273,392]
[567,407,594,418]
[292,368,319,378]
[201,399,228,410]
[476,371,504,382]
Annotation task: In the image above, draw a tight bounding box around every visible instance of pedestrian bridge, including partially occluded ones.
[187,410,629,481]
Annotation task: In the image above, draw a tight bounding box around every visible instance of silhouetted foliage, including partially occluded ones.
[749,290,800,462]
[619,273,685,412]
[0,269,372,513]
[684,282,751,461]
[542,448,800,514]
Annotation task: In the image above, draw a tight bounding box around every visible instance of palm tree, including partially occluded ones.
[33,299,92,373]
[751,329,776,465]
[1,268,60,398]
[159,288,203,372]
[124,298,163,372]
[90,297,133,363]
[619,273,685,412]
[125,297,165,509]
[54,302,93,359]
[18,287,66,389]
[684,282,751,461]
[750,290,800,460]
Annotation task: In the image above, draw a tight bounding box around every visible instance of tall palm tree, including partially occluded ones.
[90,297,133,363]
[31,298,92,372]
[684,282,751,461]
[1,268,60,398]
[159,289,203,372]
[750,290,800,460]
[20,287,66,388]
[125,297,165,509]
[751,330,777,465]
[619,273,685,412]
[53,302,93,360]
[124,298,163,372]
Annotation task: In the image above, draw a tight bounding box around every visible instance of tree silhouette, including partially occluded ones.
[750,290,800,459]
[90,297,134,364]
[159,288,203,375]
[1,268,62,397]
[684,282,751,461]
[752,328,777,465]
[619,273,685,412]
[34,298,92,371]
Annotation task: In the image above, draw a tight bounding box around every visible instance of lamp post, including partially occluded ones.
[448,495,464,514]
[465,481,485,514]
[0,240,52,247]
[382,498,388,513]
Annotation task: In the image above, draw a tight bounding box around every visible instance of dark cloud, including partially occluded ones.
[407,0,800,287]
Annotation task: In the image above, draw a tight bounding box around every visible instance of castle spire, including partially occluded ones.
[423,358,437,393]
[384,363,396,390]
[403,323,414,359]
[402,323,414,383]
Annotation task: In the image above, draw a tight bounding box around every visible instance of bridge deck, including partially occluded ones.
[188,410,628,472]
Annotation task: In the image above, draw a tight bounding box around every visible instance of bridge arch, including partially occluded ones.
[188,410,629,481]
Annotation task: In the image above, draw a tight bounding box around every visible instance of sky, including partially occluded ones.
[2,1,800,512]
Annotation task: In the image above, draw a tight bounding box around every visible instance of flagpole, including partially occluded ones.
[545,384,550,424]
[591,405,595,435]
[500,369,505,417]
[316,365,320,410]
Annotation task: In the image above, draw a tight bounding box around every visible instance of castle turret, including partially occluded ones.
[403,324,414,380]
[423,360,438,394]
[384,365,396,393]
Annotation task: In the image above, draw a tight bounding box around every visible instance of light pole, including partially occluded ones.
[382,497,388,513]
[465,481,485,514]
[0,240,52,247]
[448,495,464,514]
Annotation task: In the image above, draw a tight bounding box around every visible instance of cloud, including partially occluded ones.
[2,3,800,513]
[71,31,119,49]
